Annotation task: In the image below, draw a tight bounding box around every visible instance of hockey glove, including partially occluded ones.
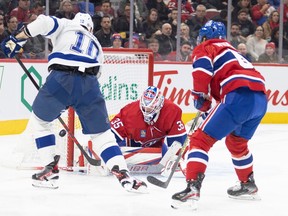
[191,90,212,112]
[1,35,26,58]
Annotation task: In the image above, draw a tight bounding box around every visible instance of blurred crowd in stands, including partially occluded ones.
[0,0,288,63]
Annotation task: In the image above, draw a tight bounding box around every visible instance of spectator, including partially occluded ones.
[75,1,95,16]
[95,0,115,18]
[0,0,11,15]
[10,0,31,26]
[279,0,288,22]
[154,22,176,59]
[231,0,252,22]
[207,0,228,10]
[237,42,256,62]
[110,33,123,48]
[186,4,208,39]
[211,9,228,27]
[235,8,256,38]
[2,16,19,38]
[268,0,280,9]
[94,15,115,48]
[167,8,177,37]
[147,37,164,61]
[141,8,162,39]
[0,14,5,48]
[180,22,196,48]
[93,0,115,33]
[124,37,140,48]
[246,25,268,61]
[166,0,195,22]
[257,42,279,62]
[0,13,5,39]
[54,0,75,20]
[166,40,192,62]
[270,27,288,58]
[30,1,44,16]
[113,3,142,39]
[251,0,275,25]
[230,23,247,49]
[22,13,45,59]
[118,0,148,22]
[262,10,279,41]
[146,0,170,22]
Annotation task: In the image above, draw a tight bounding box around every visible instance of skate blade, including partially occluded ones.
[228,193,261,201]
[171,199,198,210]
[126,185,149,194]
[32,180,59,189]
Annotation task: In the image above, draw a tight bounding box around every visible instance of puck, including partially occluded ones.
[59,129,67,137]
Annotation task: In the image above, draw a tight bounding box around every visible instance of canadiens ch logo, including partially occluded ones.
[140,130,146,138]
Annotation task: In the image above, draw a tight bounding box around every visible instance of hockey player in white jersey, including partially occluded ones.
[1,13,147,192]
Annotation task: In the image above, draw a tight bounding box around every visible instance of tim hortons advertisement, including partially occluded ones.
[0,61,287,135]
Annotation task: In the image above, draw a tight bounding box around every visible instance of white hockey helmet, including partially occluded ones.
[140,86,164,124]
[73,12,93,32]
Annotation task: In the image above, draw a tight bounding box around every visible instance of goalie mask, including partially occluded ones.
[140,86,164,125]
[73,12,94,33]
[197,20,226,45]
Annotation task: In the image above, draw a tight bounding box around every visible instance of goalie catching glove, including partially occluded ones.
[1,35,27,58]
[191,90,212,112]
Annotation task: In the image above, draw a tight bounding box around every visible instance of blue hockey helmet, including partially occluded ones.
[197,20,226,44]
[140,86,164,124]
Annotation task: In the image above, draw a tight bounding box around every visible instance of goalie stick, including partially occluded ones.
[147,111,201,188]
[15,56,101,166]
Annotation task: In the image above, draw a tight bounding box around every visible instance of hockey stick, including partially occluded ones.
[147,111,202,188]
[15,56,101,166]
[125,142,182,174]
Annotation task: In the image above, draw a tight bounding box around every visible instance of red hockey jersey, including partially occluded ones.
[110,99,187,148]
[191,39,266,102]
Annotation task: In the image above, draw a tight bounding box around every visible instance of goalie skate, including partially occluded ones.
[227,172,261,200]
[171,173,204,209]
[32,155,60,189]
[111,165,148,193]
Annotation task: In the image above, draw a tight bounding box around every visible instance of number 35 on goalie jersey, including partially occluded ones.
[110,99,187,148]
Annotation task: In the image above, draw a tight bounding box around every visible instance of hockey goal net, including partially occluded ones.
[2,48,153,170]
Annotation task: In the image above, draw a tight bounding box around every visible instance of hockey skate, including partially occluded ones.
[171,173,205,210]
[227,172,261,200]
[111,165,148,193]
[32,155,60,189]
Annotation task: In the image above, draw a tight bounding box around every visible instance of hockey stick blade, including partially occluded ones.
[147,111,202,188]
[147,172,172,188]
[15,56,101,166]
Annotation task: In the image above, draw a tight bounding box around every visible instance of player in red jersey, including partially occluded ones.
[110,86,187,170]
[171,20,267,209]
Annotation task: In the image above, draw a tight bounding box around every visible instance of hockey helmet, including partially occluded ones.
[197,20,226,44]
[73,12,94,32]
[140,86,164,124]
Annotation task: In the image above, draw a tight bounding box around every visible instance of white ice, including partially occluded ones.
[0,124,287,216]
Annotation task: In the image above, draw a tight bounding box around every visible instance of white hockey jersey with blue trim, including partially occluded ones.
[26,14,103,69]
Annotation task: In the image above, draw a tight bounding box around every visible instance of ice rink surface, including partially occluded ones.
[0,124,287,216]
